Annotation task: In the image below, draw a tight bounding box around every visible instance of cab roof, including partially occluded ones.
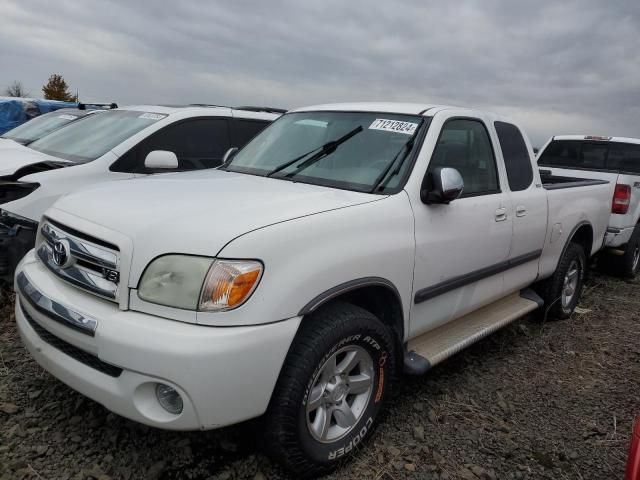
[292,102,450,115]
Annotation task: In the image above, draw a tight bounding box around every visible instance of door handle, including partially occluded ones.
[516,205,527,217]
[495,207,507,222]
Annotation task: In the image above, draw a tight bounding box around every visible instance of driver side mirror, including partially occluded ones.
[421,167,464,204]
[144,150,178,169]
[222,147,238,165]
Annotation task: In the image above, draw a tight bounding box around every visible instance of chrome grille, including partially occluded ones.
[38,220,120,300]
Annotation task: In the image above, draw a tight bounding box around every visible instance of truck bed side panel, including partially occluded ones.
[538,182,612,279]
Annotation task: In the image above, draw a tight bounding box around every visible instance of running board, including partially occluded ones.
[404,290,542,374]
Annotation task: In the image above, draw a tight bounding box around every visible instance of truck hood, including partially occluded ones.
[0,145,71,178]
[50,169,381,277]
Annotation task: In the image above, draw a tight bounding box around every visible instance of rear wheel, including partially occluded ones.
[611,225,640,279]
[264,302,396,478]
[537,242,586,319]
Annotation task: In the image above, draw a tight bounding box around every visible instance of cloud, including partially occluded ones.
[1,0,639,145]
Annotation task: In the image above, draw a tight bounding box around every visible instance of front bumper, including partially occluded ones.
[15,252,301,430]
[0,211,37,284]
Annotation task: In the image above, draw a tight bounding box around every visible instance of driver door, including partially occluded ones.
[408,117,512,337]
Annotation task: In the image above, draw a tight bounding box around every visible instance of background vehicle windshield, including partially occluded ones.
[1,111,83,145]
[227,111,423,192]
[29,110,166,163]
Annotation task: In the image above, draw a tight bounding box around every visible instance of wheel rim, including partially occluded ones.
[305,345,374,443]
[561,259,580,308]
[632,246,640,272]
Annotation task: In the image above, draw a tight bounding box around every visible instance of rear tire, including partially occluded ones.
[537,242,586,320]
[264,302,396,478]
[611,225,640,279]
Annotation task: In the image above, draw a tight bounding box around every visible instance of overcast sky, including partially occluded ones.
[1,0,639,145]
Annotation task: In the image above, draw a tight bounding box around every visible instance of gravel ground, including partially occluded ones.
[0,272,638,480]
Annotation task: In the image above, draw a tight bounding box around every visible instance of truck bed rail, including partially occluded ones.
[540,169,609,190]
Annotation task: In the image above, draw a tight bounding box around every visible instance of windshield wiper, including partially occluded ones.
[266,126,363,178]
[369,120,423,193]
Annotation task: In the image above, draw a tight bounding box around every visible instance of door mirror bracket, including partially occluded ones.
[221,147,238,166]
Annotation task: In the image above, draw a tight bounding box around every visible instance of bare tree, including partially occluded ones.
[4,81,30,97]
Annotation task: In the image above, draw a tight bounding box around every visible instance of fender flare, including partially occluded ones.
[298,276,404,319]
[557,220,593,267]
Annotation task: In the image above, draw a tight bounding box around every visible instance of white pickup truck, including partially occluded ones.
[537,135,640,278]
[15,103,612,477]
[0,105,281,282]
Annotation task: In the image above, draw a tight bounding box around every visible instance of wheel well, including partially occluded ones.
[570,223,593,256]
[304,285,404,348]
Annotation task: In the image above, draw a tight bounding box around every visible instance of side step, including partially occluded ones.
[404,290,542,374]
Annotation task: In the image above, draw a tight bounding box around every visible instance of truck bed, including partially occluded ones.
[537,171,612,279]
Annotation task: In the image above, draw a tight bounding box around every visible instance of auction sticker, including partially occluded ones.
[58,114,78,120]
[369,118,418,135]
[139,113,166,121]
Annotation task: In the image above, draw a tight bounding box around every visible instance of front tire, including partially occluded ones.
[264,302,396,478]
[538,242,586,319]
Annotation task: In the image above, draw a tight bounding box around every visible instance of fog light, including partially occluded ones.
[155,384,183,414]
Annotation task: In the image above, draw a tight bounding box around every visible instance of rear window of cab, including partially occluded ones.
[538,139,640,173]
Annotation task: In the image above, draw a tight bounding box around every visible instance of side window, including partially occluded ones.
[428,118,499,196]
[111,118,231,173]
[231,119,270,148]
[606,143,640,173]
[495,121,533,191]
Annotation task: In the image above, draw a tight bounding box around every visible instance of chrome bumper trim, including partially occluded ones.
[16,271,98,336]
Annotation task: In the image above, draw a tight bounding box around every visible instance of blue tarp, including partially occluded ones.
[0,97,78,135]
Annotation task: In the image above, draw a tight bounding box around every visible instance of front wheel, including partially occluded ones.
[537,242,586,319]
[264,302,396,478]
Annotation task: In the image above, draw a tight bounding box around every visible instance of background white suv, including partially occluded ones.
[0,104,283,281]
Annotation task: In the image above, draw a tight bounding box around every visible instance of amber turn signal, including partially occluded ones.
[199,260,263,311]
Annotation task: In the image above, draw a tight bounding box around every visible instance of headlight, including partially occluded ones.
[138,255,213,309]
[138,255,262,312]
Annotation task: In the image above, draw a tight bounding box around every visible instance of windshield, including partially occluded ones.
[1,111,83,144]
[226,111,424,193]
[29,110,167,163]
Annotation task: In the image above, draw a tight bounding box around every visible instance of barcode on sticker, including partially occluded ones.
[369,119,418,135]
[58,114,77,120]
[139,113,166,120]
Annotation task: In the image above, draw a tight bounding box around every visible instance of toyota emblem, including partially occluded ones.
[52,240,71,268]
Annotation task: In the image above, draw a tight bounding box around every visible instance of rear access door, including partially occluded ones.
[494,121,547,292]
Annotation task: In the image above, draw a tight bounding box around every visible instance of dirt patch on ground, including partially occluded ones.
[0,272,638,479]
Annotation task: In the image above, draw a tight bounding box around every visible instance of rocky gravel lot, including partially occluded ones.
[0,272,638,480]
